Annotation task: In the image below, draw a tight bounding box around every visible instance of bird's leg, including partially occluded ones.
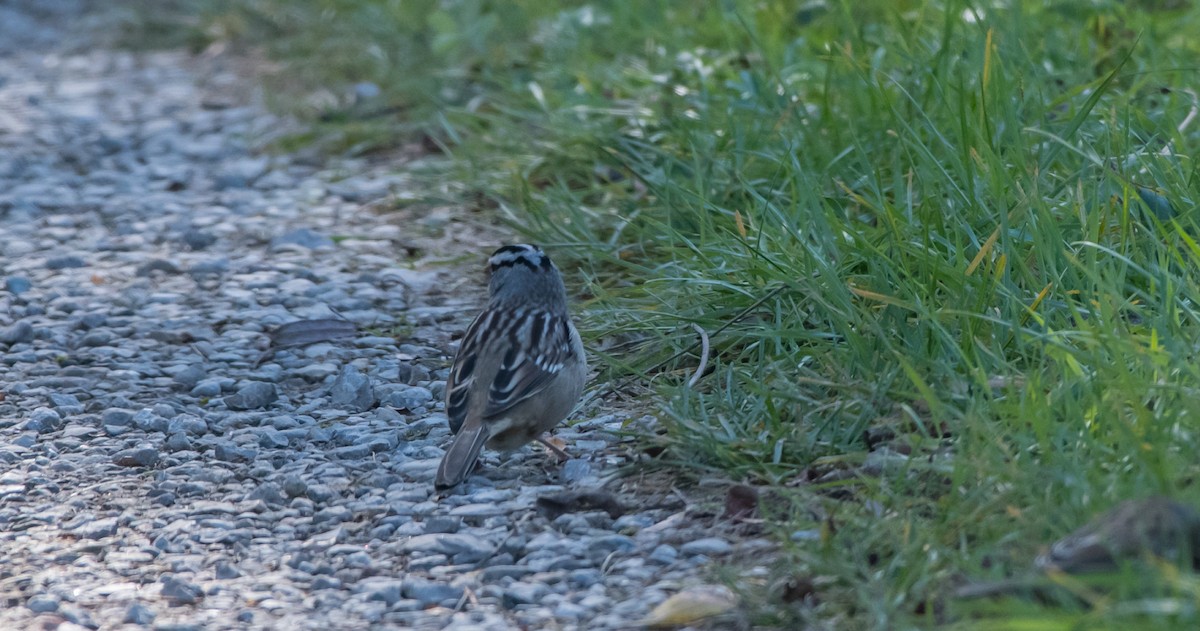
[536,435,571,462]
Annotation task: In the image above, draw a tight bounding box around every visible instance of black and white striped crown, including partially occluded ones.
[488,244,554,272]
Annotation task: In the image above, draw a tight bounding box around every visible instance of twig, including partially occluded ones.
[1159,87,1198,156]
[602,283,786,397]
[687,323,710,388]
[1180,89,1198,133]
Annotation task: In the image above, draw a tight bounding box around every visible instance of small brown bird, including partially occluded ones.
[1036,495,1200,572]
[955,496,1200,600]
[434,244,587,490]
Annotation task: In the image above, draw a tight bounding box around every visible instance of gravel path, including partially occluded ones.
[0,4,765,630]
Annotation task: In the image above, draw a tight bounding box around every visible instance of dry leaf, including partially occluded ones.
[639,585,737,628]
[542,435,568,452]
[722,484,758,521]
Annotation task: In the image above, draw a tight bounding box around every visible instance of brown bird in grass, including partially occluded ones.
[955,496,1200,601]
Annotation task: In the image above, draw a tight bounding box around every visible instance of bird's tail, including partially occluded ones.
[435,419,489,490]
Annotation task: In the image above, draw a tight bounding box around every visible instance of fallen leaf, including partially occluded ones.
[542,435,568,452]
[639,585,737,628]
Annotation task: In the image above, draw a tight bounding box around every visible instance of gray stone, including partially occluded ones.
[567,568,603,588]
[168,414,208,435]
[328,176,390,202]
[344,550,372,567]
[423,516,461,534]
[223,381,277,410]
[480,565,537,582]
[79,330,114,346]
[331,444,371,459]
[215,561,241,579]
[257,427,290,449]
[181,228,217,251]
[0,320,34,344]
[190,379,224,398]
[124,602,156,624]
[75,312,107,329]
[48,393,82,412]
[26,594,59,613]
[559,459,594,483]
[246,482,284,506]
[357,577,404,605]
[377,384,433,411]
[215,156,269,189]
[165,432,192,452]
[4,276,32,294]
[588,534,636,557]
[399,533,496,564]
[329,365,375,412]
[133,409,168,433]
[311,576,341,590]
[213,442,257,462]
[173,365,207,388]
[280,475,308,498]
[188,259,229,278]
[402,577,464,606]
[502,582,549,608]
[46,255,86,269]
[160,575,203,604]
[23,407,62,433]
[647,544,678,564]
[271,228,333,250]
[680,537,732,556]
[136,259,182,276]
[76,517,119,539]
[101,408,134,427]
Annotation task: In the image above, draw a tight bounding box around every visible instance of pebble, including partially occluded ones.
[680,537,733,556]
[1,321,35,344]
[159,575,203,604]
[23,407,62,433]
[26,594,59,613]
[271,227,333,250]
[377,384,433,411]
[223,381,278,410]
[329,365,375,412]
[403,578,464,606]
[400,533,496,563]
[5,276,32,294]
[46,255,87,269]
[124,603,156,625]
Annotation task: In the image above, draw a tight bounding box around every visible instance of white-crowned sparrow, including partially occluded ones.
[434,244,588,490]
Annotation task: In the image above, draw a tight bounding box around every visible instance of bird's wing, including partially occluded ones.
[482,309,578,419]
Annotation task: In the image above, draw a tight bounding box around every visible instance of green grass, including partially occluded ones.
[130,0,1200,627]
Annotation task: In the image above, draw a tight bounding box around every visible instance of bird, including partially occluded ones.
[1035,495,1200,573]
[954,496,1200,601]
[434,244,588,490]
